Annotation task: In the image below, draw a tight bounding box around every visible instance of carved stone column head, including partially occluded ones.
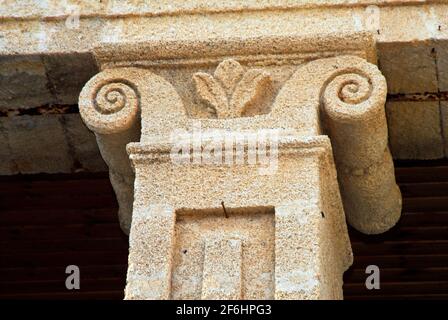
[77,32,401,299]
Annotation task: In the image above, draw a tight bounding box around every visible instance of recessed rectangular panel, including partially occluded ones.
[171,207,275,299]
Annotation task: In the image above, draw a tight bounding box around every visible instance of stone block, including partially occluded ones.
[61,114,107,172]
[0,55,54,109]
[201,237,242,299]
[125,205,176,300]
[5,115,73,173]
[386,100,444,159]
[43,53,98,105]
[379,42,438,94]
[436,40,448,92]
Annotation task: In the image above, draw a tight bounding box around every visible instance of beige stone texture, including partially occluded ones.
[321,58,402,234]
[0,0,423,299]
[78,31,402,298]
[171,208,275,299]
[0,1,438,19]
[378,42,438,94]
[2,1,448,174]
[43,53,98,105]
[338,151,402,233]
[125,204,176,300]
[96,128,139,233]
[2,1,447,58]
[387,100,444,159]
[437,40,448,92]
[0,55,53,109]
[1,1,448,112]
[79,33,377,235]
[201,236,243,300]
[125,138,351,300]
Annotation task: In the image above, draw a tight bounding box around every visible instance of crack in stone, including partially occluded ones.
[387,91,448,102]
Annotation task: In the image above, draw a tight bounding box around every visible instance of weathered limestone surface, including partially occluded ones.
[79,32,376,236]
[1,1,448,177]
[0,113,106,175]
[0,55,54,109]
[5,0,445,299]
[78,31,401,299]
[201,236,243,300]
[1,1,448,111]
[0,115,71,174]
[439,41,448,92]
[1,1,441,18]
[378,43,439,94]
[387,100,444,159]
[321,58,401,233]
[1,0,444,300]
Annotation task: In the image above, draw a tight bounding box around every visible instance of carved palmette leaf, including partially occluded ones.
[192,59,273,118]
[213,59,244,96]
[192,72,228,117]
[231,69,272,116]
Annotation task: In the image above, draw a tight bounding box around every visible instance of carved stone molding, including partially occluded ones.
[78,32,401,299]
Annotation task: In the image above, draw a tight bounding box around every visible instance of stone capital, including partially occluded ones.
[78,32,401,299]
